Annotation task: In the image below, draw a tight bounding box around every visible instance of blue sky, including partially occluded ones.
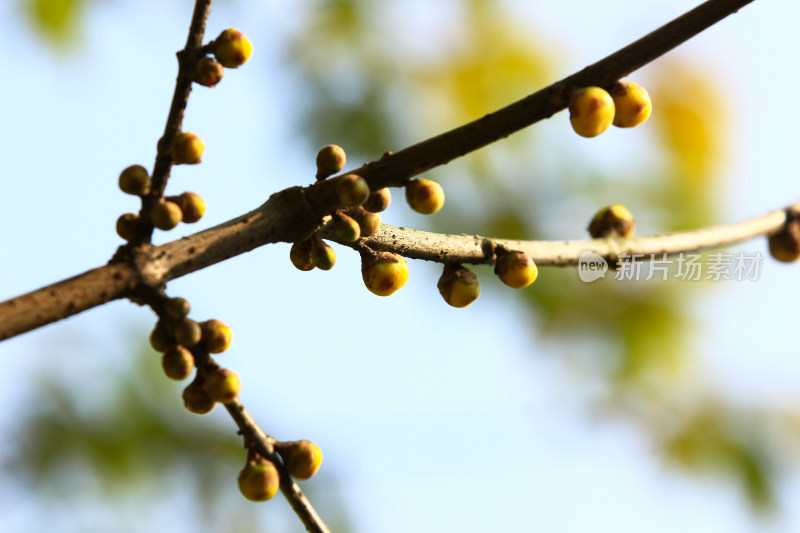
[1,1,799,532]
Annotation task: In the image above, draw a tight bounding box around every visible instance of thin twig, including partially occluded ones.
[137,0,214,244]
[140,284,333,533]
[354,203,799,265]
[224,401,332,533]
[0,0,757,340]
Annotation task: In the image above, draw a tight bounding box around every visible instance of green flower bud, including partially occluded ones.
[173,317,202,347]
[116,212,140,241]
[118,165,151,196]
[311,239,336,271]
[164,297,191,319]
[333,211,361,242]
[315,144,346,180]
[290,239,315,271]
[182,376,215,414]
[149,319,175,353]
[437,264,480,308]
[335,174,370,207]
[162,345,195,381]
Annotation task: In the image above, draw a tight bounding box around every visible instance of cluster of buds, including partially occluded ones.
[147,295,236,414]
[115,151,207,239]
[115,29,254,241]
[568,80,652,138]
[190,28,253,88]
[290,144,393,274]
[238,439,323,503]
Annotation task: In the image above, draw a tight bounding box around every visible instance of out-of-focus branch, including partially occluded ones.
[354,203,800,266]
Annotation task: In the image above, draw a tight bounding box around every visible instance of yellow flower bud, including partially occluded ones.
[569,87,615,138]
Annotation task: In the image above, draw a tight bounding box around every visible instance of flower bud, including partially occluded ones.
[164,297,191,319]
[333,211,361,242]
[171,132,204,164]
[569,87,615,138]
[116,212,140,241]
[437,264,480,308]
[201,319,232,354]
[182,376,215,414]
[238,458,280,502]
[363,187,391,213]
[162,345,194,381]
[213,28,253,69]
[361,251,409,296]
[494,249,538,289]
[192,57,224,87]
[204,367,241,404]
[118,165,151,196]
[311,239,336,271]
[405,178,445,215]
[150,200,183,230]
[768,220,800,263]
[335,174,370,207]
[290,239,315,271]
[315,144,346,180]
[174,192,206,223]
[173,317,202,347]
[277,440,323,480]
[149,319,174,353]
[349,207,381,237]
[610,81,652,128]
[587,204,635,239]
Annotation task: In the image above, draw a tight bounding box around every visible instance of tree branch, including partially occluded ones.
[224,400,331,533]
[354,204,799,266]
[0,0,756,341]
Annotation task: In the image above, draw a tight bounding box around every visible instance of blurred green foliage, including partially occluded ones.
[288,0,788,512]
[20,0,91,45]
[8,0,796,524]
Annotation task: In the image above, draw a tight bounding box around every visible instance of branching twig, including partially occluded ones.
[2,199,794,340]
[0,0,757,339]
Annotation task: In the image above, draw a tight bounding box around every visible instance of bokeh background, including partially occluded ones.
[1,1,799,532]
